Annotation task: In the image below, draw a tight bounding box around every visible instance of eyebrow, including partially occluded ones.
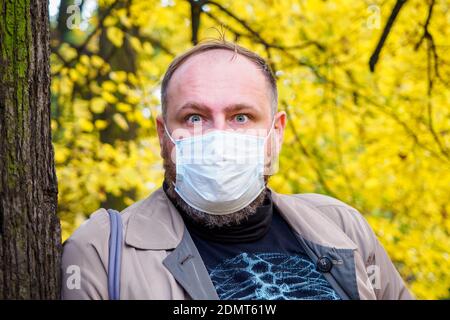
[223,103,260,114]
[177,101,260,115]
[178,102,211,115]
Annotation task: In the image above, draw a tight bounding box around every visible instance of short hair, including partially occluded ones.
[160,40,278,118]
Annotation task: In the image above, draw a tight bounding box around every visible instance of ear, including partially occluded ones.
[156,115,166,157]
[273,110,286,154]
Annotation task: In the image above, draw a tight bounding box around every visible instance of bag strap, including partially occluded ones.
[107,209,123,300]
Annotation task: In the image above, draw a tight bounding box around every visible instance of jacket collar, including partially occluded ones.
[271,191,357,251]
[124,187,184,250]
[124,187,357,252]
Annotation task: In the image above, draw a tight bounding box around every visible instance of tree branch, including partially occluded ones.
[369,0,408,72]
[187,0,209,45]
[414,0,435,50]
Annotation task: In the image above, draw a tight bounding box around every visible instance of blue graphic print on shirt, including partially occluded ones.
[208,252,341,300]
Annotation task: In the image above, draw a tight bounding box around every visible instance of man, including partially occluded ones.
[61,40,413,300]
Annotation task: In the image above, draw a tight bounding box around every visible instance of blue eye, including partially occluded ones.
[187,114,202,123]
[235,114,248,123]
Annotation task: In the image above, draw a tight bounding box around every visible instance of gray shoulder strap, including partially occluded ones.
[107,209,123,300]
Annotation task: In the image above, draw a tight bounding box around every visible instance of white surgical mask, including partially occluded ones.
[164,122,274,215]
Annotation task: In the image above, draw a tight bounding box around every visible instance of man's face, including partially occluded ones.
[157,49,286,165]
[156,49,286,226]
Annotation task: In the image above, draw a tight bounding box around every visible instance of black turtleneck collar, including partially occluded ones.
[163,181,273,243]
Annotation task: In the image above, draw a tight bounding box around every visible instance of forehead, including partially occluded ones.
[165,49,272,112]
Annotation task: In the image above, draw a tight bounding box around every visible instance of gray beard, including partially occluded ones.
[162,148,268,228]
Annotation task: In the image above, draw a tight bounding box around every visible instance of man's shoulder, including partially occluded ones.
[292,192,355,210]
[64,208,110,248]
[286,192,362,225]
[64,193,152,247]
[292,193,367,225]
[286,192,378,257]
[63,187,183,254]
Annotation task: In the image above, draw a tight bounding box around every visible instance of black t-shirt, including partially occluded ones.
[165,184,341,300]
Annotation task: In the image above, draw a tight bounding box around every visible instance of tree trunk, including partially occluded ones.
[0,0,61,299]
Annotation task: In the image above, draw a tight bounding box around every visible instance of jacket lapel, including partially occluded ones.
[163,226,219,300]
[297,236,359,300]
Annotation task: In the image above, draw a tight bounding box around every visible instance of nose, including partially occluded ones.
[210,113,228,131]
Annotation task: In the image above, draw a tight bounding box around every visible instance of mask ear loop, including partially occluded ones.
[263,117,278,176]
[163,123,178,188]
[163,123,176,145]
[264,117,277,142]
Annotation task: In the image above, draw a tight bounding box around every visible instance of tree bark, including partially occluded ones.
[0,0,61,299]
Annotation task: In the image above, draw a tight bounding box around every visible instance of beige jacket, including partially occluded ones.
[61,187,413,300]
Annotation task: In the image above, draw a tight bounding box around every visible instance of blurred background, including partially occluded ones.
[49,0,449,299]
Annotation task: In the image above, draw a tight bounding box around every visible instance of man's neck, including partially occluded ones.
[163,181,273,243]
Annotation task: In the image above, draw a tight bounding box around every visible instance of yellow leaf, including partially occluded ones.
[91,55,104,68]
[129,36,142,52]
[79,118,94,132]
[117,102,132,113]
[51,119,58,131]
[102,91,118,104]
[143,42,154,54]
[126,91,140,104]
[91,98,107,113]
[89,82,102,95]
[118,83,128,94]
[94,119,108,130]
[102,80,117,92]
[113,113,129,130]
[80,55,90,65]
[69,69,79,81]
[55,148,68,164]
[128,73,138,85]
[110,71,127,83]
[104,16,117,27]
[75,63,88,76]
[106,27,124,47]
[119,14,132,29]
